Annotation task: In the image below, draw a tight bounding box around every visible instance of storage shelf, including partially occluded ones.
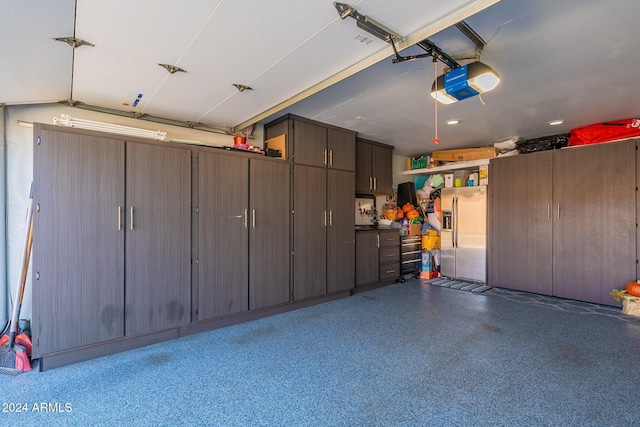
[403,158,490,176]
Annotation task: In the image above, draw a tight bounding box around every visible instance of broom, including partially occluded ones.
[0,184,34,375]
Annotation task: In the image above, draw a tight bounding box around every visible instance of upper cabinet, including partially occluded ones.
[356,137,393,195]
[264,114,356,171]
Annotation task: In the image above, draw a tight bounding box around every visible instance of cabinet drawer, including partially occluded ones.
[380,246,399,262]
[379,230,399,247]
[379,264,399,280]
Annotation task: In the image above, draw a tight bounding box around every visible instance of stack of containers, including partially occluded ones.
[420,230,440,279]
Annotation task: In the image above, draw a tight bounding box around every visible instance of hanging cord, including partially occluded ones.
[432,59,440,144]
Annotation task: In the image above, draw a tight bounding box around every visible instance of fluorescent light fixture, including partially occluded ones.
[431,62,500,104]
[53,114,167,140]
[445,119,461,125]
[548,119,565,126]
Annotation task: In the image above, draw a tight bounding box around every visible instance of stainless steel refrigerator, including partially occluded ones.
[440,185,487,282]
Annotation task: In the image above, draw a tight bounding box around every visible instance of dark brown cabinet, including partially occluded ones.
[293,165,355,299]
[293,165,327,300]
[264,114,356,172]
[488,151,553,295]
[125,142,191,336]
[378,229,400,281]
[32,125,191,358]
[33,128,126,357]
[355,229,400,287]
[488,140,636,305]
[249,160,291,309]
[356,230,379,286]
[327,169,356,293]
[198,152,291,318]
[552,141,635,304]
[356,137,393,195]
[267,115,356,300]
[198,153,249,319]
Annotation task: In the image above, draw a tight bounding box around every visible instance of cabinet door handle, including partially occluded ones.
[324,149,327,166]
[324,210,327,227]
[557,204,560,219]
[548,204,550,219]
[130,207,134,230]
[118,206,122,230]
[329,150,333,166]
[252,209,256,228]
[329,210,333,226]
[373,177,377,190]
[377,234,380,248]
[244,209,248,228]
[369,176,373,191]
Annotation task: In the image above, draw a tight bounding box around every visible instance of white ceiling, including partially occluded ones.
[2,0,639,157]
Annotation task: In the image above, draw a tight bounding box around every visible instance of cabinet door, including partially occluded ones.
[553,141,636,304]
[372,144,393,194]
[356,231,379,286]
[198,152,249,319]
[293,120,327,167]
[125,143,191,335]
[249,160,291,309]
[488,152,553,294]
[327,169,355,293]
[355,140,373,194]
[327,128,355,172]
[33,129,125,357]
[293,165,327,300]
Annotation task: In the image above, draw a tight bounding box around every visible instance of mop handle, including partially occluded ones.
[8,183,33,345]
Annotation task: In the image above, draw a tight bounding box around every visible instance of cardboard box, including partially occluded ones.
[408,223,422,236]
[432,147,498,162]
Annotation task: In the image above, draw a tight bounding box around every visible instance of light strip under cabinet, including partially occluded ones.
[53,114,167,140]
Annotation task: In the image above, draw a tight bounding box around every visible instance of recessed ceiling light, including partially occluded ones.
[445,119,461,125]
[548,119,565,126]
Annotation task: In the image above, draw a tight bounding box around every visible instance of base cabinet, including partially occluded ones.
[489,140,637,305]
[356,229,400,287]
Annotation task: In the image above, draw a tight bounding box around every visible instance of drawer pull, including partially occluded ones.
[386,269,397,274]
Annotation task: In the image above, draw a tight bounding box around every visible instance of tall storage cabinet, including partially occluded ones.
[198,152,249,319]
[32,124,191,358]
[488,151,553,295]
[198,152,291,317]
[249,159,291,309]
[125,142,191,336]
[293,165,328,300]
[552,141,636,304]
[327,168,356,293]
[488,140,636,305]
[33,128,125,357]
[266,114,356,301]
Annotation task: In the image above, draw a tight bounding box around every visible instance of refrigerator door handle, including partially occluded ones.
[453,196,458,248]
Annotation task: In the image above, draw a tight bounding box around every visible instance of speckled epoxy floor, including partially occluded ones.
[3,279,640,426]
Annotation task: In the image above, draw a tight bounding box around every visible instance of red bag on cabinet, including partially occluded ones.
[568,118,640,146]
